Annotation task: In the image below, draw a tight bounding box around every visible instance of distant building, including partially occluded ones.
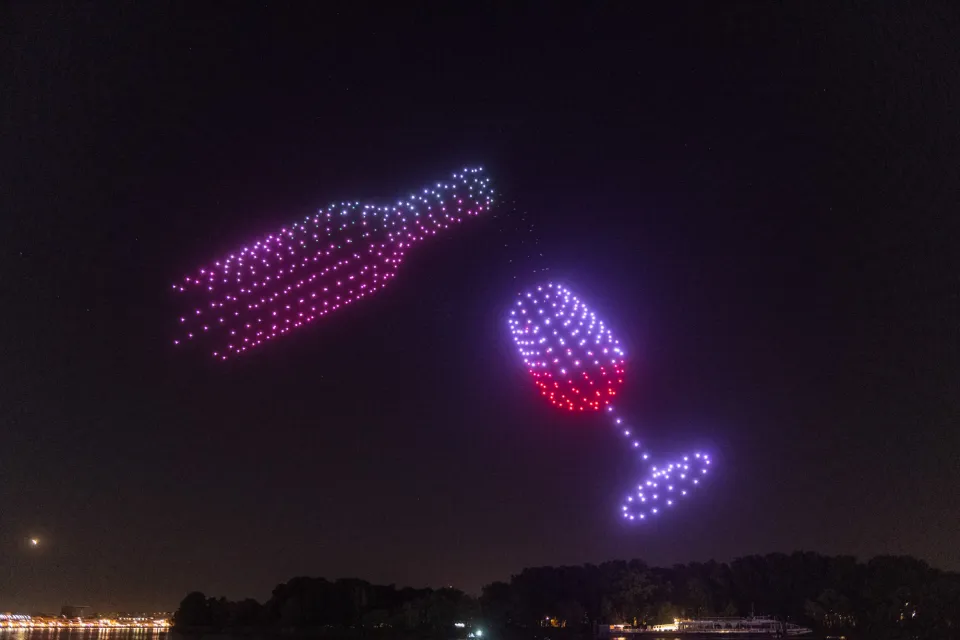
[60,606,90,619]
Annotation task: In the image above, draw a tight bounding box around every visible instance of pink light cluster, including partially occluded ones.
[173,168,493,359]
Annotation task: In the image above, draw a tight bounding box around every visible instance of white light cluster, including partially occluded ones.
[616,434,712,521]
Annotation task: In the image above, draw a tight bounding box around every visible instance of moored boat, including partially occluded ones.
[601,616,813,637]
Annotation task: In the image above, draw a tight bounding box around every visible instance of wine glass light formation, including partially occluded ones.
[507,283,712,521]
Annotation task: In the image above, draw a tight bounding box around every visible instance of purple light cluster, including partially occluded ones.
[507,284,625,411]
[507,283,713,523]
[172,168,493,359]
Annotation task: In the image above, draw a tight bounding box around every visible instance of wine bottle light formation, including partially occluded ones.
[172,168,493,359]
[507,283,712,522]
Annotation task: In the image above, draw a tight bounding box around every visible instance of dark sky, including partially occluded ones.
[3,2,959,613]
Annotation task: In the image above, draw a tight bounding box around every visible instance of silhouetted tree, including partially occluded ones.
[173,553,960,639]
[173,591,209,628]
[230,598,263,626]
[480,581,514,628]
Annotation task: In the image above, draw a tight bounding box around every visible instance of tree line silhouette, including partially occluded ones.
[174,552,959,639]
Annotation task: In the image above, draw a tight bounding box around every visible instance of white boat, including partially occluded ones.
[602,616,813,637]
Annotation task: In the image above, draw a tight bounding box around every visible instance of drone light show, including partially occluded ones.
[507,283,712,522]
[172,168,493,359]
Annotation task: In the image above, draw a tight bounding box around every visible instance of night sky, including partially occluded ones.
[3,3,959,613]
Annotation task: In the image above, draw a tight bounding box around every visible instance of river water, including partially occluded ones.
[0,632,824,640]
[0,632,683,640]
[0,633,765,640]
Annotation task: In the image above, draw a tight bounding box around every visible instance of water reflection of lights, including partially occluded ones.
[0,630,169,638]
[0,616,170,631]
